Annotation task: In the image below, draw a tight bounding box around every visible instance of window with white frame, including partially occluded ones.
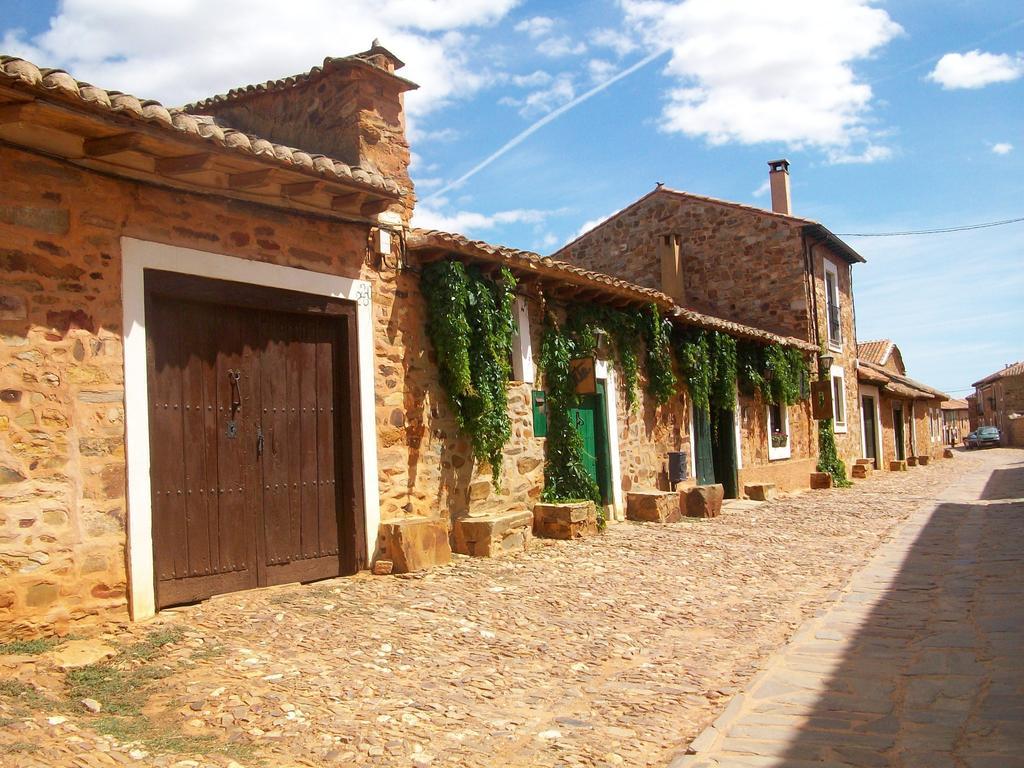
[831,364,847,432]
[510,296,535,384]
[767,402,791,460]
[824,260,842,349]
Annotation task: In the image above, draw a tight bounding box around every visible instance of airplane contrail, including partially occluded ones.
[423,47,670,203]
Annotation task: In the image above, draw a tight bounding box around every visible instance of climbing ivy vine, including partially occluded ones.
[817,417,851,487]
[642,304,677,405]
[565,304,642,410]
[538,314,602,517]
[673,328,738,415]
[420,260,517,483]
[736,341,809,406]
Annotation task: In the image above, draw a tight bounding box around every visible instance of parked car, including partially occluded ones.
[964,426,1001,448]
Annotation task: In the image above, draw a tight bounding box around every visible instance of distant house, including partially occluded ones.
[940,399,970,446]
[856,340,948,467]
[970,361,1024,446]
[556,160,866,491]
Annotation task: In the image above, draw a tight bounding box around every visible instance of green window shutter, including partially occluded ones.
[531,390,547,437]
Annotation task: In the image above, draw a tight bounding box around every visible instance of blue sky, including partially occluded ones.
[2,0,1021,396]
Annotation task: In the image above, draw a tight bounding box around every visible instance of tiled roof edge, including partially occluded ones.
[0,54,403,198]
[410,228,818,352]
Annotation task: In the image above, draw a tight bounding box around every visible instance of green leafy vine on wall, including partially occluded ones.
[817,417,852,487]
[737,341,809,406]
[673,328,738,416]
[538,313,602,516]
[565,305,642,410]
[642,304,677,405]
[420,260,517,483]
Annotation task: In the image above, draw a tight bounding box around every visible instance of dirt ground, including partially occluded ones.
[0,451,988,768]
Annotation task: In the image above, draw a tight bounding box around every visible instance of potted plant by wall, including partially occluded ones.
[771,431,788,448]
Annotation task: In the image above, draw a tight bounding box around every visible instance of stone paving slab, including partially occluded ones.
[675,447,1024,768]
[0,450,1003,767]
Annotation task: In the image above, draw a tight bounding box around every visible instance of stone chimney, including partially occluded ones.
[767,159,791,216]
[188,41,419,218]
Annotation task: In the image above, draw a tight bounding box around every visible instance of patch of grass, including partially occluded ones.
[0,716,17,728]
[189,644,226,662]
[92,715,260,761]
[0,637,62,655]
[0,680,58,712]
[122,627,185,662]
[0,741,39,754]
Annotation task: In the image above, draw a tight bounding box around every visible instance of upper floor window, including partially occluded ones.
[831,364,847,433]
[824,260,842,349]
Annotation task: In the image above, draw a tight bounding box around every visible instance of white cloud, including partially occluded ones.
[511,70,553,87]
[828,143,893,164]
[412,203,557,234]
[500,72,576,117]
[590,28,639,58]
[514,16,556,39]
[588,58,618,84]
[927,50,1024,90]
[621,0,902,162]
[538,35,587,57]
[2,0,520,120]
[991,142,1014,155]
[752,180,770,198]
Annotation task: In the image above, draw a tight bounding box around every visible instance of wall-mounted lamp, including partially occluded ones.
[818,351,835,375]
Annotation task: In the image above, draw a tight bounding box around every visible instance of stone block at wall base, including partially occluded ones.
[889,460,908,472]
[453,511,533,557]
[855,458,874,466]
[626,491,681,523]
[943,448,955,459]
[378,518,452,573]
[743,483,776,502]
[533,502,598,539]
[851,464,872,480]
[906,456,918,467]
[810,472,833,489]
[683,484,724,518]
[917,455,930,466]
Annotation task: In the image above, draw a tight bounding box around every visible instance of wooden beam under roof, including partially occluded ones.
[360,198,392,217]
[0,102,33,124]
[227,168,274,189]
[154,153,212,176]
[281,180,321,197]
[82,132,147,157]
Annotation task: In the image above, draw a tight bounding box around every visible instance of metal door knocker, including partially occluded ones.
[226,369,242,439]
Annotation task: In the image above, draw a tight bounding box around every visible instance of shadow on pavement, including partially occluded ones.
[762,491,1024,766]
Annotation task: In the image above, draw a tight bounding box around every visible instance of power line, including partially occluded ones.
[836,216,1024,237]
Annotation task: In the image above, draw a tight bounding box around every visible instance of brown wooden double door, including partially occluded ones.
[145,270,365,608]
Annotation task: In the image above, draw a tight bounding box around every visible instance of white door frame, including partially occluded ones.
[858,384,883,467]
[594,359,624,520]
[121,237,380,620]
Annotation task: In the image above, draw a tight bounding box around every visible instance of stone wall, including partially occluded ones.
[737,393,817,492]
[808,243,861,469]
[0,144,455,636]
[558,192,812,340]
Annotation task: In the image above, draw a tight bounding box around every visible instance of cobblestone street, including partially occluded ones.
[2,450,1019,768]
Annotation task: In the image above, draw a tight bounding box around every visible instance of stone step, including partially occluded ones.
[626,490,681,523]
[683,484,724,518]
[743,483,777,502]
[810,471,833,489]
[452,510,533,558]
[377,517,451,573]
[852,464,872,479]
[533,501,598,539]
[889,460,908,472]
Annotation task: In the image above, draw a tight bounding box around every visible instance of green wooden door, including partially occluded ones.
[711,408,739,499]
[693,407,716,486]
[569,382,612,504]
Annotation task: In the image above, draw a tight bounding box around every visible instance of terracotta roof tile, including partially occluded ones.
[409,229,818,352]
[0,54,403,198]
[857,340,893,366]
[941,398,969,410]
[972,361,1024,387]
[857,359,947,401]
[184,45,417,113]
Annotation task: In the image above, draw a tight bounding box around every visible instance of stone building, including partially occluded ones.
[555,160,865,491]
[970,361,1024,446]
[0,48,815,635]
[940,398,970,447]
[856,340,948,469]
